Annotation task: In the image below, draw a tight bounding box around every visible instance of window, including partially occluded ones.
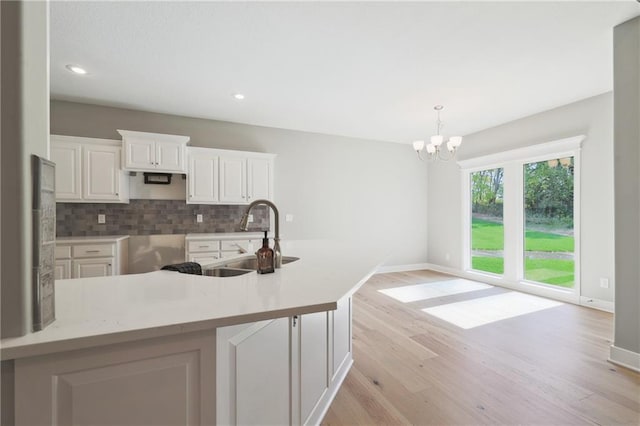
[460,136,582,295]
[523,157,575,288]
[470,168,504,275]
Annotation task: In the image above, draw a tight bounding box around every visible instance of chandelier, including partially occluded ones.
[412,105,462,161]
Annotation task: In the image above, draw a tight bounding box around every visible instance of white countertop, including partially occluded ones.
[56,235,130,243]
[1,240,383,360]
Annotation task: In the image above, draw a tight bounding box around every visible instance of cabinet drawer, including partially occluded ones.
[73,244,115,258]
[55,245,72,259]
[220,240,251,252]
[188,240,220,253]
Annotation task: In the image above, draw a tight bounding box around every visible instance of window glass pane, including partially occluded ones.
[470,168,504,274]
[523,157,574,287]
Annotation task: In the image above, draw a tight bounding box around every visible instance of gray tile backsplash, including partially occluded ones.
[56,200,270,237]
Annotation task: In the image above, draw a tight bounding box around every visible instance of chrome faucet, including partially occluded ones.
[239,199,282,268]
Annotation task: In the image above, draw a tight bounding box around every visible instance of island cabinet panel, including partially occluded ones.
[233,318,291,425]
[14,331,216,426]
[217,298,354,425]
[332,296,352,378]
[299,311,329,424]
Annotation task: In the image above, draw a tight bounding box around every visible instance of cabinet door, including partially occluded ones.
[156,141,185,172]
[50,141,82,201]
[188,154,219,203]
[219,157,247,203]
[84,145,122,201]
[300,311,329,424]
[247,157,273,202]
[233,318,290,425]
[333,297,351,378]
[54,259,71,280]
[73,258,114,278]
[124,137,155,170]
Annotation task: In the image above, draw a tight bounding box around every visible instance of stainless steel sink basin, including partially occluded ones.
[202,255,300,277]
[224,256,300,270]
[203,267,253,278]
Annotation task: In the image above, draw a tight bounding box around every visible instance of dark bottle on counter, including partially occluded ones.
[256,231,275,274]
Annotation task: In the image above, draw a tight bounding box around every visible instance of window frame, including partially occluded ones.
[460,136,583,296]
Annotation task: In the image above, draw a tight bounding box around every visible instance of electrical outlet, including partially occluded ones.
[600,278,610,289]
[196,214,203,223]
[98,214,106,224]
[285,214,294,222]
[248,214,254,223]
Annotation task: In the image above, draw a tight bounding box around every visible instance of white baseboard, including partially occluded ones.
[376,263,430,274]
[609,345,640,372]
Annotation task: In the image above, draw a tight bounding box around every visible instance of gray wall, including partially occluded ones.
[613,17,640,355]
[50,100,429,266]
[1,0,50,338]
[427,92,615,303]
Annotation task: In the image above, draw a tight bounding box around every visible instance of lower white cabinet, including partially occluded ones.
[217,296,353,425]
[14,331,216,426]
[55,237,129,279]
[185,234,263,266]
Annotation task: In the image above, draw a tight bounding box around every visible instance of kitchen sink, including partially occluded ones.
[203,267,253,277]
[202,255,300,277]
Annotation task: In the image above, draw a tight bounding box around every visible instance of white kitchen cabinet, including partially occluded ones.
[299,311,329,424]
[219,156,247,203]
[54,259,71,280]
[50,135,128,203]
[247,156,273,201]
[118,129,189,173]
[50,141,82,200]
[73,258,113,278]
[332,296,352,378]
[187,148,219,203]
[234,318,291,425]
[185,234,262,265]
[83,144,122,201]
[186,147,275,205]
[14,330,216,426]
[55,237,129,279]
[217,296,353,425]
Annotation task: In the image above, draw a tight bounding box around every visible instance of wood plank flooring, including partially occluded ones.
[322,270,640,425]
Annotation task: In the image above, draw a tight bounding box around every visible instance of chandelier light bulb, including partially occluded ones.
[413,140,425,151]
[449,136,463,147]
[426,144,436,154]
[430,135,444,146]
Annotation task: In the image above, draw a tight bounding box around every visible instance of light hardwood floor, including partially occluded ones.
[322,270,640,426]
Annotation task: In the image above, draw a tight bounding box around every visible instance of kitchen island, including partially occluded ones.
[1,240,383,425]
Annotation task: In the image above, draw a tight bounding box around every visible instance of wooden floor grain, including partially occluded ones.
[322,270,640,426]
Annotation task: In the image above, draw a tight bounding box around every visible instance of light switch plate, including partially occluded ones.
[248,214,254,223]
[98,214,106,224]
[196,214,203,223]
[599,278,609,289]
[285,214,294,222]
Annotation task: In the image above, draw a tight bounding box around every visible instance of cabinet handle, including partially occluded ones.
[199,245,209,248]
[85,250,100,253]
[292,315,298,327]
[115,192,119,196]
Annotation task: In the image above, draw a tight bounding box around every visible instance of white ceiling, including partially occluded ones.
[50,1,640,144]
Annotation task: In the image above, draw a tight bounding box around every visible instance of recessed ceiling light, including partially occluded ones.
[65,64,87,75]
[233,93,245,100]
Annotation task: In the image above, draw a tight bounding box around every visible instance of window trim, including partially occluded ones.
[460,135,584,295]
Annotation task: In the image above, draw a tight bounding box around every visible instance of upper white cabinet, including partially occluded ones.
[187,147,275,205]
[187,147,219,203]
[118,129,189,173]
[50,135,128,203]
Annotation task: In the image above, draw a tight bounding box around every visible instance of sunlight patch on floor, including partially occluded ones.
[378,279,493,303]
[422,291,563,329]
